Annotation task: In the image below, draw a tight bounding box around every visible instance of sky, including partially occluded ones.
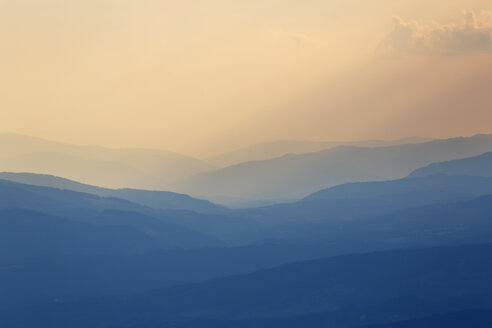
[1,0,492,157]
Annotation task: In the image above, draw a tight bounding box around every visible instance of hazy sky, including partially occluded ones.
[1,0,492,157]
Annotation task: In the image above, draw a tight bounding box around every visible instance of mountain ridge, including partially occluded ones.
[0,133,214,190]
[176,134,492,201]
[4,243,492,327]
[206,137,432,167]
[408,151,492,178]
[0,172,225,213]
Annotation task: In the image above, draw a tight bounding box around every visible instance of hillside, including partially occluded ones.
[4,243,492,328]
[0,180,226,249]
[176,134,492,201]
[0,133,213,190]
[0,172,225,213]
[409,151,492,178]
[206,137,431,167]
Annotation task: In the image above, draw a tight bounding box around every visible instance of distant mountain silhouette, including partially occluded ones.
[2,173,492,250]
[5,243,492,328]
[4,134,492,328]
[409,151,492,178]
[0,178,261,241]
[304,174,492,204]
[0,133,213,190]
[206,137,432,167]
[233,174,492,224]
[0,180,226,249]
[15,177,492,309]
[0,172,225,214]
[229,188,492,246]
[176,134,492,201]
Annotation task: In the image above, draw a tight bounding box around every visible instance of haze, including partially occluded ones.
[1,0,491,157]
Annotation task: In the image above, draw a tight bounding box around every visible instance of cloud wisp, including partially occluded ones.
[379,11,492,56]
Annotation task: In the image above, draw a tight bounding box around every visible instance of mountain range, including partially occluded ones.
[409,151,492,178]
[0,133,213,190]
[0,134,440,206]
[206,137,432,167]
[0,179,243,248]
[0,172,224,214]
[4,243,492,328]
[3,133,492,327]
[4,171,492,315]
[176,134,492,201]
